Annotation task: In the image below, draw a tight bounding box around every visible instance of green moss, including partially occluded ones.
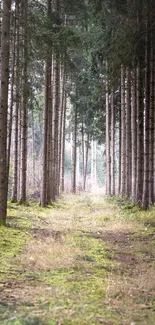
[0,226,26,281]
[28,233,119,325]
[1,196,155,325]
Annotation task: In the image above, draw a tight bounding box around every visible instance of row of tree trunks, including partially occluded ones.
[105,1,155,208]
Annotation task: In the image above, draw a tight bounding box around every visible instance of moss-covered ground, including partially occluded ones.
[0,194,155,325]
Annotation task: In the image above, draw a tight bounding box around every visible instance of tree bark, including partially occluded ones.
[111,87,115,196]
[19,0,28,204]
[142,5,151,209]
[40,0,51,206]
[0,0,11,224]
[120,66,126,196]
[105,63,111,195]
[83,133,89,190]
[71,105,77,193]
[131,68,137,202]
[12,0,20,202]
[125,68,131,197]
[60,88,67,192]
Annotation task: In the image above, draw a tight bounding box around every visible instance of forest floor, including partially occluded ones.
[0,194,155,325]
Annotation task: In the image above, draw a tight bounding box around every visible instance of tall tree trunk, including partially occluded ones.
[125,68,131,197]
[59,64,65,188]
[60,88,67,192]
[40,0,51,206]
[142,5,151,209]
[53,53,60,198]
[12,0,20,202]
[7,12,16,178]
[111,87,115,196]
[31,97,36,188]
[0,0,11,224]
[19,0,28,204]
[136,65,144,204]
[81,119,85,190]
[71,105,77,193]
[131,68,137,201]
[41,60,50,205]
[149,4,155,205]
[120,66,126,196]
[83,133,89,190]
[47,56,53,202]
[91,138,94,187]
[105,64,111,195]
[118,105,121,195]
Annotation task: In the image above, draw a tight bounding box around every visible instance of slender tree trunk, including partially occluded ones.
[142,6,151,209]
[12,0,20,202]
[31,98,36,188]
[149,4,155,205]
[19,0,28,204]
[136,65,144,204]
[59,64,65,188]
[60,90,67,192]
[94,140,97,185]
[0,0,11,224]
[40,0,51,206]
[111,87,115,196]
[105,64,111,195]
[131,68,137,202]
[41,59,50,206]
[118,105,121,195]
[81,119,85,190]
[53,53,60,197]
[7,12,16,177]
[83,133,89,190]
[125,68,131,197]
[71,105,77,193]
[120,66,126,196]
[91,138,94,187]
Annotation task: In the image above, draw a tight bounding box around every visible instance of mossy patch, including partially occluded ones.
[0,226,26,282]
[1,195,155,325]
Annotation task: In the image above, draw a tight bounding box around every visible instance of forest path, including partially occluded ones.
[0,194,155,325]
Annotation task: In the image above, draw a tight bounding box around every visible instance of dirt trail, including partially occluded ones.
[0,195,155,325]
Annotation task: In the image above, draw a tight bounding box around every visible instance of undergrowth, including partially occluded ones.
[0,194,155,325]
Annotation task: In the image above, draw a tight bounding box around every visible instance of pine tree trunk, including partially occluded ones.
[120,66,126,196]
[149,4,155,205]
[118,105,121,195]
[12,0,20,202]
[60,90,67,192]
[91,138,94,187]
[142,5,151,209]
[136,65,144,204]
[131,68,137,202]
[105,64,111,195]
[111,87,115,196]
[81,119,85,190]
[71,105,77,193]
[53,53,60,198]
[83,133,89,190]
[94,140,97,185]
[40,0,51,206]
[125,68,131,197]
[41,59,50,206]
[19,0,28,204]
[0,0,11,224]
[7,13,16,178]
[31,98,36,188]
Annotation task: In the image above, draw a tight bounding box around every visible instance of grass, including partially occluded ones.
[0,194,155,324]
